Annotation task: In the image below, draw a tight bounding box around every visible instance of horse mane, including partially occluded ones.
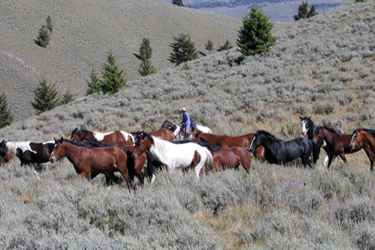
[322,126,342,134]
[355,128,375,138]
[197,138,221,152]
[63,139,93,148]
[82,138,112,148]
[256,130,282,143]
[145,133,167,153]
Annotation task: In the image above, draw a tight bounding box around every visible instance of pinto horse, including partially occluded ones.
[132,132,213,179]
[249,130,319,168]
[197,139,252,172]
[131,129,175,142]
[349,128,375,171]
[193,130,265,162]
[0,139,54,174]
[49,138,132,191]
[313,126,363,169]
[70,128,134,143]
[160,120,212,140]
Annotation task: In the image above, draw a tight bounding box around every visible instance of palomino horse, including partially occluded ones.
[49,138,132,191]
[197,139,252,172]
[249,130,319,168]
[160,120,212,140]
[193,130,265,162]
[350,128,375,171]
[79,138,155,184]
[313,126,363,168]
[131,129,175,142]
[0,139,55,175]
[132,132,213,179]
[70,128,134,143]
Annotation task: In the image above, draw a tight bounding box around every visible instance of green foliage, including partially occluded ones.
[169,33,198,65]
[294,1,318,21]
[60,90,74,105]
[183,62,191,70]
[237,5,277,56]
[31,77,60,114]
[100,52,127,95]
[139,38,153,60]
[36,25,50,48]
[217,39,233,51]
[205,40,214,52]
[46,15,53,33]
[172,0,184,6]
[355,0,365,2]
[138,58,157,76]
[86,68,102,95]
[0,92,13,128]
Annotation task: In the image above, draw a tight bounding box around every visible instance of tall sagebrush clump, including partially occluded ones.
[169,33,198,66]
[31,77,61,114]
[237,5,276,56]
[0,92,13,128]
[100,52,127,95]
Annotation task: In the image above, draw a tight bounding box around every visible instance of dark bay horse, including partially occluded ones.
[249,130,319,168]
[313,126,363,168]
[193,130,265,162]
[197,140,252,172]
[70,128,134,143]
[350,128,375,171]
[49,138,132,191]
[131,129,175,142]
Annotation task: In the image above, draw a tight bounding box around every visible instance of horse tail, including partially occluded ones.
[145,150,155,181]
[203,148,214,172]
[123,148,135,181]
[310,139,320,164]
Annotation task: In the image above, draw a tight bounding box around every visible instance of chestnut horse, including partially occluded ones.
[70,128,134,143]
[193,130,265,162]
[313,126,363,168]
[350,128,375,171]
[197,139,252,172]
[131,129,175,142]
[160,120,212,140]
[49,138,132,191]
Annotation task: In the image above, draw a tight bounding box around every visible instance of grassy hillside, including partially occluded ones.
[0,0,241,121]
[0,0,375,249]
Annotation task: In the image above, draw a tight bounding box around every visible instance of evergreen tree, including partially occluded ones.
[86,68,102,95]
[60,90,74,105]
[172,0,183,6]
[217,39,233,51]
[139,38,153,60]
[168,33,198,66]
[36,25,50,48]
[0,92,13,128]
[205,40,214,52]
[31,78,60,114]
[138,58,157,76]
[294,1,318,21]
[46,15,53,34]
[100,52,127,95]
[237,5,276,56]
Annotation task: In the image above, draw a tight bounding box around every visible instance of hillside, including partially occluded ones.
[0,1,375,249]
[0,0,241,121]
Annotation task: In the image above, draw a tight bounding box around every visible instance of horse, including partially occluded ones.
[249,130,319,168]
[313,126,363,169]
[132,132,213,179]
[70,128,134,143]
[0,139,55,175]
[49,138,132,192]
[349,128,375,171]
[160,120,212,140]
[130,129,175,142]
[79,138,155,184]
[197,139,252,172]
[193,130,265,162]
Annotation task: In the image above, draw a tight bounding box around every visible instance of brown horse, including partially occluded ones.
[197,140,251,172]
[313,126,363,168]
[194,130,265,162]
[350,128,375,171]
[131,129,175,142]
[49,138,132,191]
[70,128,134,143]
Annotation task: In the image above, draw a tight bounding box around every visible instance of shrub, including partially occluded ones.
[0,92,13,128]
[31,77,61,114]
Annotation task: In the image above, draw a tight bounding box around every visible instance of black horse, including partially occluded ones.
[300,116,342,139]
[249,130,319,168]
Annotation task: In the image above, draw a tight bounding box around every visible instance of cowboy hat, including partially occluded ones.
[180,107,186,112]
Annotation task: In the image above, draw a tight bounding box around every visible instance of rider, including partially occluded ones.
[180,107,191,139]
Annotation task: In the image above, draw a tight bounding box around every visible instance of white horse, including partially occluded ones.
[92,131,135,143]
[132,133,213,181]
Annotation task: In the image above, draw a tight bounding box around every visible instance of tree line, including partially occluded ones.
[0,1,321,128]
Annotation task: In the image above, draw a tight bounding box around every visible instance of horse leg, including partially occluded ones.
[326,155,334,169]
[116,159,131,193]
[338,154,347,164]
[104,171,118,186]
[253,147,265,162]
[241,152,252,173]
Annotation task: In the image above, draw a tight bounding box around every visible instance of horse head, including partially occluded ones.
[50,137,65,163]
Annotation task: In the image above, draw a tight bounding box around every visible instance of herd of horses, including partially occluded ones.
[1,118,375,192]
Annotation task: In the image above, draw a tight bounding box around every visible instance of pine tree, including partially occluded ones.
[205,40,214,52]
[46,15,53,34]
[294,1,318,21]
[138,58,157,76]
[60,90,74,105]
[86,68,102,95]
[100,52,127,95]
[139,38,153,60]
[217,39,233,51]
[172,0,184,6]
[36,25,50,48]
[0,92,13,128]
[31,78,60,114]
[237,5,276,56]
[168,33,198,66]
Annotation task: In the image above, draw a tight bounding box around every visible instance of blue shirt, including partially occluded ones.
[182,112,191,125]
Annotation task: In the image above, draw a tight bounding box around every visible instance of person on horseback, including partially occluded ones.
[180,107,191,139]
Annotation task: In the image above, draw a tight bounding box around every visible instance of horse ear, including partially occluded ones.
[299,116,302,120]
[60,137,64,141]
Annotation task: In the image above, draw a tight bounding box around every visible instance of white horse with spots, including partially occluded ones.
[93,131,135,143]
